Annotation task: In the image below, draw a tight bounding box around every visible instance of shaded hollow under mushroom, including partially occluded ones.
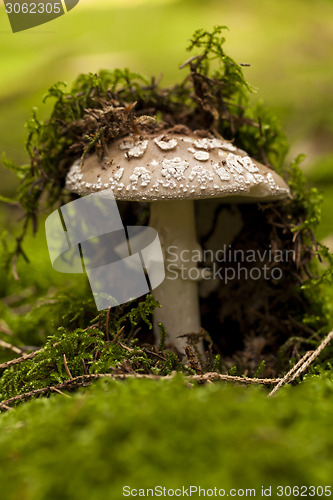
[196,200,307,376]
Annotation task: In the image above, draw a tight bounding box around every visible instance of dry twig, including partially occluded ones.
[111,326,125,344]
[0,339,25,356]
[0,348,44,370]
[63,354,73,380]
[105,306,111,341]
[50,386,72,398]
[0,402,12,411]
[0,372,281,411]
[267,350,313,397]
[268,329,333,397]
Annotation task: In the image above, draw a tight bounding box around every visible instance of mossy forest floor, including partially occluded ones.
[1,375,333,499]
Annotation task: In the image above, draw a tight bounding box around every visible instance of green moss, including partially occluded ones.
[0,294,188,403]
[0,375,333,499]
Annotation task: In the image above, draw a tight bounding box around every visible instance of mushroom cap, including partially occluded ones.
[65,129,290,202]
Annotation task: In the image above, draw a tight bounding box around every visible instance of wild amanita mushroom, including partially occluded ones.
[66,128,290,354]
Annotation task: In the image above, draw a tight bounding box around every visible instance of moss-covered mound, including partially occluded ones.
[0,375,333,500]
[1,27,333,387]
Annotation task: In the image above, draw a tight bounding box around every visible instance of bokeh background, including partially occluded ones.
[1,0,333,243]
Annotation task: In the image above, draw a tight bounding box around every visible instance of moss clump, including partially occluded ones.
[1,26,333,381]
[1,375,333,499]
[0,294,190,404]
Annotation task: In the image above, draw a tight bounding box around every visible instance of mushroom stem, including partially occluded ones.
[149,199,203,355]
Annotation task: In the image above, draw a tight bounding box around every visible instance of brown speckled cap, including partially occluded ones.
[65,129,290,202]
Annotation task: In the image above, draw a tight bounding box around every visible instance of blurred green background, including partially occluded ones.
[0,0,333,240]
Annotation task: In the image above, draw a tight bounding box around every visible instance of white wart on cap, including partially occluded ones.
[65,129,290,202]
